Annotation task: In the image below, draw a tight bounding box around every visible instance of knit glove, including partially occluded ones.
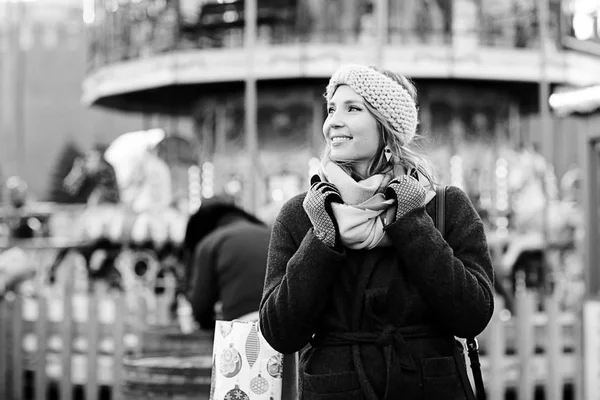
[385,175,427,221]
[302,176,343,248]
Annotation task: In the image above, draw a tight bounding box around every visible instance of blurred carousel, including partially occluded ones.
[0,129,203,388]
[57,128,201,315]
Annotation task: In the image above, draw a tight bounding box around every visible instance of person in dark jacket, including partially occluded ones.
[183,201,270,330]
[49,145,122,288]
[63,145,120,206]
[259,64,495,400]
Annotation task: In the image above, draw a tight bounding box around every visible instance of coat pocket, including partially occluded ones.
[302,371,362,400]
[422,356,467,400]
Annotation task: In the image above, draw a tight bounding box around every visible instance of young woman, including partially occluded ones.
[259,64,494,400]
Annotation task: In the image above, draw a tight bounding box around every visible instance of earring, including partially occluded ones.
[384,146,392,162]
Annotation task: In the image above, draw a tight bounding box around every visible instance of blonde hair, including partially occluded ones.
[324,66,435,184]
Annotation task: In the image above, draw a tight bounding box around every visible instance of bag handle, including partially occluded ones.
[435,186,486,400]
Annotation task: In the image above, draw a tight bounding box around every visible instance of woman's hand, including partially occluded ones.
[302,176,343,248]
[385,175,427,220]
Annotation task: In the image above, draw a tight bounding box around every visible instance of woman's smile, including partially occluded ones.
[331,136,353,145]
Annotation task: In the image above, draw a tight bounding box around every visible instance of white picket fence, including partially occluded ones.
[0,251,581,400]
[0,247,177,400]
[477,292,578,400]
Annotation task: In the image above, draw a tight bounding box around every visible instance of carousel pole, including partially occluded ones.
[537,0,552,245]
[536,0,552,289]
[538,0,553,167]
[537,1,561,400]
[244,0,258,213]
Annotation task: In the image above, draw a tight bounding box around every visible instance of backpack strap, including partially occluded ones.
[435,185,486,400]
[435,186,446,236]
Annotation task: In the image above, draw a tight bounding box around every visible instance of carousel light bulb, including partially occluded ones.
[105,0,118,13]
[225,179,242,195]
[82,0,95,24]
[495,158,509,213]
[573,12,595,41]
[496,227,509,238]
[201,162,214,199]
[188,165,201,212]
[496,216,509,228]
[496,201,508,212]
[495,165,508,179]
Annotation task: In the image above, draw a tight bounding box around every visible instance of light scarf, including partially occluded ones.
[318,159,396,249]
[318,159,437,250]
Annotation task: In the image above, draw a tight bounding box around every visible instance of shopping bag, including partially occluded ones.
[210,320,284,400]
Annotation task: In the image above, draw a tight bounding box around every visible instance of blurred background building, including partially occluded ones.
[2,0,600,222]
[0,0,151,200]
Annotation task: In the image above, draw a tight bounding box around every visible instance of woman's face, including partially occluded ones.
[323,85,380,174]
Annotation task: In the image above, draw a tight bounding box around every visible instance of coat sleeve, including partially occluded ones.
[385,186,495,338]
[259,205,347,354]
[187,238,219,330]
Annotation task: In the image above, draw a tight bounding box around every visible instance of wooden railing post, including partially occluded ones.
[134,282,148,352]
[0,294,10,399]
[574,302,585,400]
[60,262,74,400]
[111,290,126,400]
[11,290,24,400]
[35,285,49,400]
[488,296,506,400]
[86,282,99,400]
[516,273,535,400]
[545,288,562,400]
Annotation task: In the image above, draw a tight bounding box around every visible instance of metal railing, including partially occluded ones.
[86,22,551,72]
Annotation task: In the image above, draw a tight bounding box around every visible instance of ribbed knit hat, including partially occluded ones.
[325,64,418,145]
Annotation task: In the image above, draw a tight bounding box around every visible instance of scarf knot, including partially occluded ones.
[318,160,396,249]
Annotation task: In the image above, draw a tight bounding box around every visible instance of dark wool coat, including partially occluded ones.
[259,186,494,400]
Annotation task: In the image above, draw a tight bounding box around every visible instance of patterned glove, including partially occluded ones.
[385,175,427,221]
[302,176,343,248]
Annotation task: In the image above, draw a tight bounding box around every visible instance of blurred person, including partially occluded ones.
[63,144,120,206]
[52,145,122,288]
[183,200,270,330]
[259,64,494,399]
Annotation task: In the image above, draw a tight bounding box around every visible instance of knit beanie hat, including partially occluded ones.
[325,64,418,145]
